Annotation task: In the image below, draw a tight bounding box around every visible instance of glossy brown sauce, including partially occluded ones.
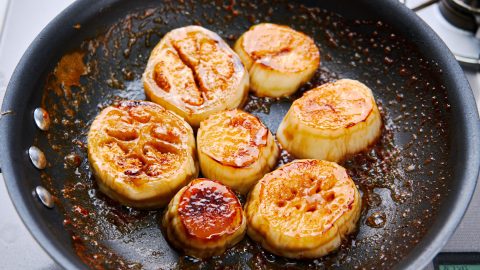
[42,51,87,118]
[52,51,87,97]
[35,1,452,269]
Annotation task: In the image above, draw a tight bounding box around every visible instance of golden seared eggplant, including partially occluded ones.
[163,178,246,258]
[143,25,249,128]
[196,109,279,194]
[277,79,382,162]
[234,23,320,97]
[87,101,198,209]
[245,159,361,259]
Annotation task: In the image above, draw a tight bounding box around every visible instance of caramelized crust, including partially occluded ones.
[240,23,319,73]
[234,23,319,97]
[197,109,279,194]
[255,160,355,235]
[163,178,247,258]
[143,26,249,127]
[199,109,268,168]
[178,179,243,240]
[87,101,198,208]
[245,159,361,259]
[294,79,374,129]
[276,79,382,162]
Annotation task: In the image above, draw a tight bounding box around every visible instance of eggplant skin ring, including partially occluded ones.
[143,25,249,128]
[87,100,198,209]
[245,159,361,259]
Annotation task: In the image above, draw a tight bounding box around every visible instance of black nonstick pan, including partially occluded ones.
[1,0,480,269]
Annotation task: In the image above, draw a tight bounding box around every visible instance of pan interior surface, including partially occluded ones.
[2,0,478,269]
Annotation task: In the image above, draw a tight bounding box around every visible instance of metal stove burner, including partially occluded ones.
[411,0,480,67]
[439,0,480,33]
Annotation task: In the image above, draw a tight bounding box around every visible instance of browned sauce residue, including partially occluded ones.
[52,52,87,97]
[35,1,452,269]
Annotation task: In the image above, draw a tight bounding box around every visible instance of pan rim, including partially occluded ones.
[0,0,479,269]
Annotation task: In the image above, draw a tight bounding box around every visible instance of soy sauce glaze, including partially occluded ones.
[37,1,451,269]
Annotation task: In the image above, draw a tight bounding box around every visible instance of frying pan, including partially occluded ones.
[1,0,479,269]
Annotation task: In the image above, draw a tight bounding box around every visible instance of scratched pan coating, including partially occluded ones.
[29,0,456,269]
